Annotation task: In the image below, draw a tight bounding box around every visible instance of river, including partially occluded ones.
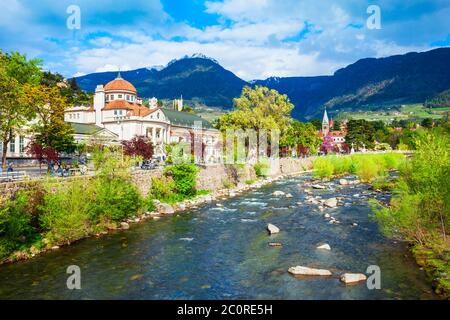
[0,174,435,299]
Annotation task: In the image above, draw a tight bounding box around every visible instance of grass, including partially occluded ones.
[338,104,446,122]
[312,152,405,182]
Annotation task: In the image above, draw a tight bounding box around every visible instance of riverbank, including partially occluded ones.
[0,171,435,299]
[0,158,312,265]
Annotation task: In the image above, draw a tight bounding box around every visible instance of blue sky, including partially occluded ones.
[0,0,449,80]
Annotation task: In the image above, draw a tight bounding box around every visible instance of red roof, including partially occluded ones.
[102,100,157,117]
[104,78,137,93]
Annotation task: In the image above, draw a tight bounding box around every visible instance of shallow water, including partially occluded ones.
[0,175,435,299]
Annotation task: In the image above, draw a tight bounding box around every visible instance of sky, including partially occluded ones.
[0,0,449,80]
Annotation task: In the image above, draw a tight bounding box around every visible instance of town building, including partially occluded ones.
[64,73,221,161]
[319,109,347,146]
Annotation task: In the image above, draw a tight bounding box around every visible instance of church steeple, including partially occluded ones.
[322,109,330,135]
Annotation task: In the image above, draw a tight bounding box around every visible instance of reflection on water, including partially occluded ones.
[0,175,436,300]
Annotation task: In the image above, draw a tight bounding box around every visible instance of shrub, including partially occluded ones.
[91,176,143,222]
[39,179,93,245]
[0,191,39,259]
[150,176,176,200]
[383,152,405,170]
[254,159,270,177]
[164,163,199,197]
[222,179,235,189]
[372,130,450,246]
[312,157,334,179]
[355,157,381,182]
[331,156,352,175]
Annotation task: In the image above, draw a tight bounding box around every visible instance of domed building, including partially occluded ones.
[65,73,220,161]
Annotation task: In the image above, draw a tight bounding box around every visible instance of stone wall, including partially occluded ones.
[0,158,314,198]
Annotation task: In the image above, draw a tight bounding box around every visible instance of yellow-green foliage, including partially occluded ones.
[40,179,94,245]
[312,157,334,179]
[312,153,405,181]
[372,130,450,246]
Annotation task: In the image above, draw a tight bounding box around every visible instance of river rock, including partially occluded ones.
[269,242,283,247]
[285,193,293,198]
[324,198,338,208]
[340,273,367,284]
[51,245,60,250]
[120,222,130,230]
[317,244,331,251]
[339,179,349,186]
[267,223,280,235]
[288,266,332,276]
[272,191,285,197]
[312,184,326,190]
[324,213,331,218]
[158,203,175,215]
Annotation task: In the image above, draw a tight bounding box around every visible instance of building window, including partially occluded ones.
[126,95,130,101]
[110,95,114,100]
[19,136,25,153]
[10,136,15,153]
[118,94,123,99]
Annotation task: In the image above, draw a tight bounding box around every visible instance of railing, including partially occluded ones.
[0,171,28,183]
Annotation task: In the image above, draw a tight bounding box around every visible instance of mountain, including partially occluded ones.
[255,47,450,119]
[74,48,450,119]
[74,55,247,109]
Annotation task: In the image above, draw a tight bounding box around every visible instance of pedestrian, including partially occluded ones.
[7,162,13,173]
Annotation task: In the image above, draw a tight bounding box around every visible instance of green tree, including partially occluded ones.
[281,120,321,155]
[26,84,76,154]
[217,86,294,156]
[345,119,376,149]
[0,52,42,168]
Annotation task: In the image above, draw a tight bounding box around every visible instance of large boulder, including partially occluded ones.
[157,203,175,215]
[324,198,338,208]
[339,179,349,186]
[312,184,326,190]
[120,222,130,230]
[340,273,367,284]
[272,191,285,197]
[288,266,332,276]
[267,223,280,235]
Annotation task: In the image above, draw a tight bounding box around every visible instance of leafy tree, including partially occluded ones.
[332,120,341,131]
[122,135,154,160]
[310,119,322,131]
[345,119,376,149]
[0,52,42,168]
[282,120,321,156]
[421,118,434,128]
[25,140,60,172]
[217,86,294,157]
[26,84,76,154]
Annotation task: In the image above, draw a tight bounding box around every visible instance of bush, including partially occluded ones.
[356,157,381,182]
[372,130,450,246]
[253,159,270,177]
[312,157,334,179]
[39,179,93,245]
[150,176,176,200]
[91,176,143,222]
[164,163,199,197]
[0,191,39,259]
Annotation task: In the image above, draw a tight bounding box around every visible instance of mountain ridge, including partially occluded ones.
[74,47,450,119]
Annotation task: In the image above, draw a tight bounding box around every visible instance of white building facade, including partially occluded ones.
[65,74,221,161]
